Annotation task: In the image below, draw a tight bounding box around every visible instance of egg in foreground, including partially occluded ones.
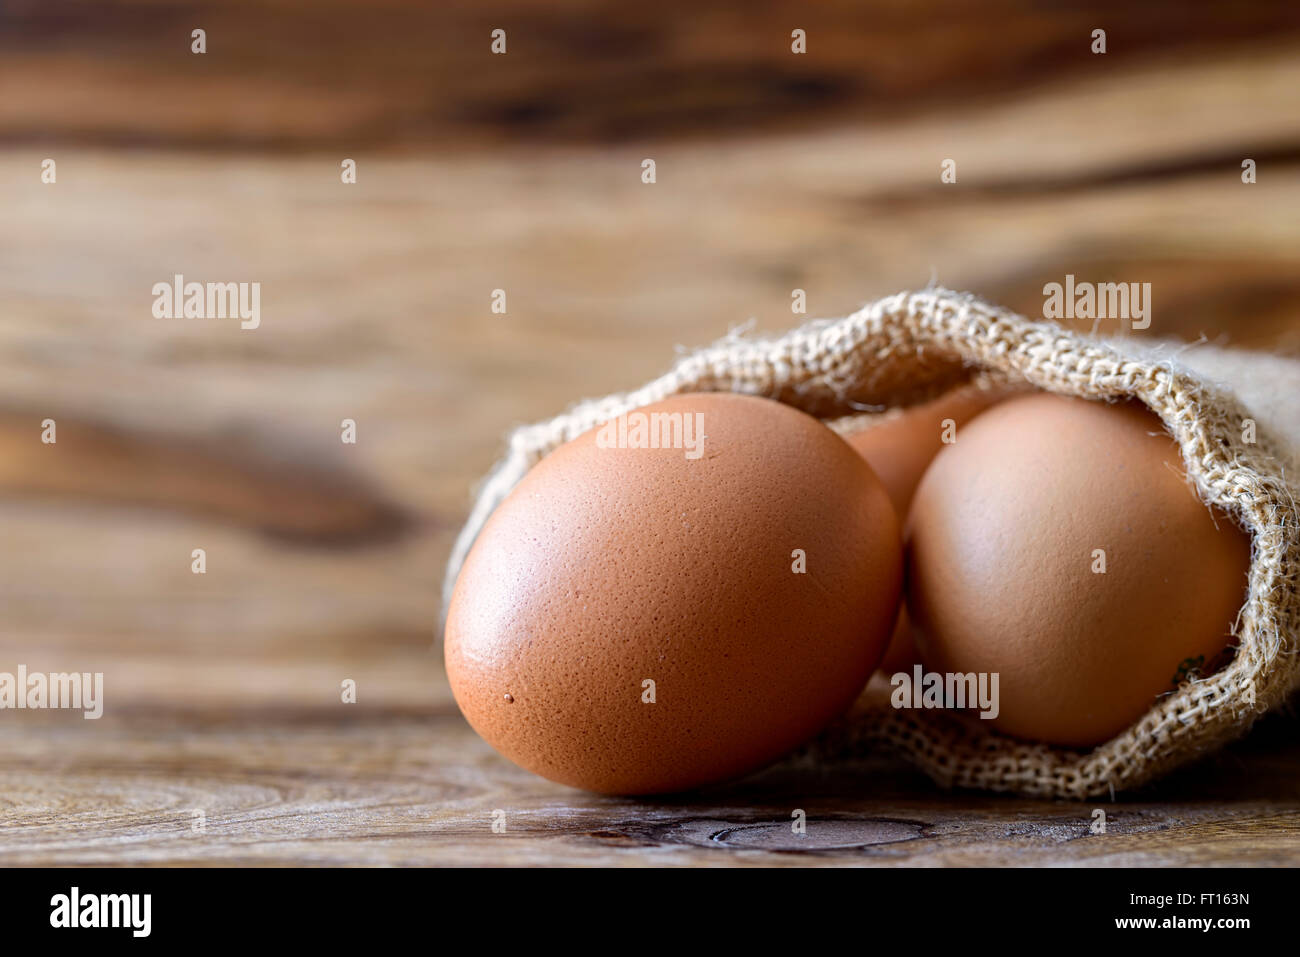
[445,392,902,794]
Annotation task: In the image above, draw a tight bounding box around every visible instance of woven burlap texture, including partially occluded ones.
[442,287,1300,799]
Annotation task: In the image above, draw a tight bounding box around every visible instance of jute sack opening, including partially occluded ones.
[443,288,1300,799]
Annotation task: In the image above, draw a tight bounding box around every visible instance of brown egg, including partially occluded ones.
[846,385,1006,520]
[906,393,1252,748]
[445,392,902,794]
[845,385,1006,675]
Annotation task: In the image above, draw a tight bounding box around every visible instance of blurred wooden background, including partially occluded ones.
[0,0,1297,865]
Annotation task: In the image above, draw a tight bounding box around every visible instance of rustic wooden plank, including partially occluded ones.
[1,699,1297,866]
[4,0,1297,149]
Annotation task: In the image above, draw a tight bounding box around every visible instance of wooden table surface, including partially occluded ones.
[4,667,1300,866]
[1,1,1298,866]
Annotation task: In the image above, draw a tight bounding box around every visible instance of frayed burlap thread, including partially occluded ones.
[442,288,1300,799]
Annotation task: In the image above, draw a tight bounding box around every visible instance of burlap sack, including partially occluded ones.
[442,288,1300,799]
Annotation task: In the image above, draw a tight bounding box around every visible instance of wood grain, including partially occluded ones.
[0,412,411,544]
[5,0,1298,150]
[0,2,1297,865]
[2,698,1298,866]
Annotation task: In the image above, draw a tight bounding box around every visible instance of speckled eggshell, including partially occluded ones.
[445,392,902,794]
[906,392,1252,748]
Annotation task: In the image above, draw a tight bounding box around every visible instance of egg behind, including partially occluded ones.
[846,384,1006,520]
[445,392,902,794]
[845,384,1006,675]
